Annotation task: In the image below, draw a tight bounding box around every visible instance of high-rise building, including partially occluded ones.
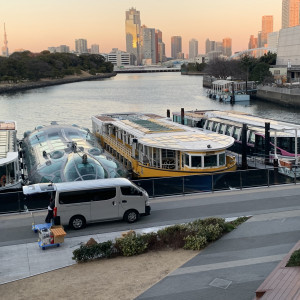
[125,7,141,65]
[261,15,273,47]
[282,0,300,28]
[171,36,182,59]
[189,39,198,60]
[2,23,9,57]
[248,35,258,49]
[268,32,279,52]
[91,44,100,54]
[222,38,232,57]
[156,29,165,63]
[141,26,156,64]
[75,39,88,54]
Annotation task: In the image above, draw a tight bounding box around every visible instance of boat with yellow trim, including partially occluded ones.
[91,113,236,179]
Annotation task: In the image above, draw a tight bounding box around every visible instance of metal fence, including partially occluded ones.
[0,168,299,214]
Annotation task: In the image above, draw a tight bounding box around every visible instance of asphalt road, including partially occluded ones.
[1,184,300,247]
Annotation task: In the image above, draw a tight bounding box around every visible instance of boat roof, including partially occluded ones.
[92,113,234,151]
[174,110,300,137]
[0,121,17,164]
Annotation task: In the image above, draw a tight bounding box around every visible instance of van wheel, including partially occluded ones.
[70,215,86,230]
[124,210,139,223]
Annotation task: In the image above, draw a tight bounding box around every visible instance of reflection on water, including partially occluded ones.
[1,73,300,138]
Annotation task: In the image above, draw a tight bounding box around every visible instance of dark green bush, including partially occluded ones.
[72,240,114,262]
[286,249,300,267]
[115,231,148,256]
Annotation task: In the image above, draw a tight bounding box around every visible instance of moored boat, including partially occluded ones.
[92,112,236,178]
[0,121,22,191]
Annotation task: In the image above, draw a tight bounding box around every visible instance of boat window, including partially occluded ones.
[219,153,225,166]
[232,127,240,140]
[225,125,233,136]
[212,122,218,132]
[218,124,226,134]
[185,154,190,167]
[48,132,60,140]
[191,156,202,168]
[249,131,255,144]
[204,155,217,167]
[207,121,213,131]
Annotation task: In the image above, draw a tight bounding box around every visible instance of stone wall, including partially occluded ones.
[257,85,300,108]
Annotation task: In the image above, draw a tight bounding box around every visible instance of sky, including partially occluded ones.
[1,0,282,57]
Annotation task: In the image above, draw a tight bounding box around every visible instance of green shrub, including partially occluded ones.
[72,240,114,262]
[201,217,226,231]
[286,249,300,267]
[204,224,223,242]
[184,235,207,250]
[115,231,148,256]
[141,232,161,251]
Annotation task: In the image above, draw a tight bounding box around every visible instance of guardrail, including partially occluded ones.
[0,167,298,214]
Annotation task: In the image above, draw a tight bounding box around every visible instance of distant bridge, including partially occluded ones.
[114,67,181,73]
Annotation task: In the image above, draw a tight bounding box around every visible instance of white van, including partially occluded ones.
[23,178,151,230]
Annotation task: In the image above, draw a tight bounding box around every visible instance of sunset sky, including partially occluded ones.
[2,0,282,56]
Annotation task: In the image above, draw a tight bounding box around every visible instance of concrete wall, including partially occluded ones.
[257,85,300,108]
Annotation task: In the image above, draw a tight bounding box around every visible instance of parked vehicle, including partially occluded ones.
[23,178,151,229]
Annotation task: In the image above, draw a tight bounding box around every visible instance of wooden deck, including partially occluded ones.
[255,240,300,299]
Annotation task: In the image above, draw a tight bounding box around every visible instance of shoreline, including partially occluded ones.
[0,72,116,94]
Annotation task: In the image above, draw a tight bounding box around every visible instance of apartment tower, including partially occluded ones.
[222,38,232,57]
[261,15,273,47]
[189,39,198,60]
[282,0,300,28]
[171,36,182,59]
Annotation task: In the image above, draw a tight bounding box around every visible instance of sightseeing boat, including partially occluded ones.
[206,80,256,102]
[22,123,127,184]
[172,110,300,177]
[91,113,236,179]
[0,120,22,191]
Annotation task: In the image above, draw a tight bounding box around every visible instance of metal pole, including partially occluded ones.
[295,129,298,165]
[152,179,155,198]
[182,176,185,194]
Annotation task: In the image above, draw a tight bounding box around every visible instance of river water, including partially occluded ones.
[1,73,300,138]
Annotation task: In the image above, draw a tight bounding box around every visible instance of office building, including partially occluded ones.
[75,39,88,54]
[248,35,258,49]
[156,29,165,63]
[282,0,300,28]
[171,36,182,59]
[141,26,156,64]
[268,32,279,52]
[104,48,131,66]
[205,39,216,54]
[48,45,70,53]
[222,38,232,57]
[261,15,273,47]
[189,39,198,60]
[91,44,100,54]
[125,7,141,65]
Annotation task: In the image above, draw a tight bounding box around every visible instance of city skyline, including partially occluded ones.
[2,0,281,56]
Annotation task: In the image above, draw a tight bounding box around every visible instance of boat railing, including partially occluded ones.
[104,134,132,158]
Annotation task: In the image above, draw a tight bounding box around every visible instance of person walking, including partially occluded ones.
[45,196,55,223]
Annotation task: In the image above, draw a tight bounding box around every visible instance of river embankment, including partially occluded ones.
[257,85,300,108]
[0,72,116,94]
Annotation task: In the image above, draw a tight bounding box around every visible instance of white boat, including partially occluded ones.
[207,80,256,102]
[0,121,22,190]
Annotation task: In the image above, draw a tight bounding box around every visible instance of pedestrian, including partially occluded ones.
[45,195,55,223]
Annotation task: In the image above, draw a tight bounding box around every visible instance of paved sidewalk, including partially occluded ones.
[0,225,165,285]
[137,210,300,300]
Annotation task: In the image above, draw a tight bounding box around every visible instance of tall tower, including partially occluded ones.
[189,39,198,60]
[171,36,182,59]
[282,0,300,28]
[261,15,273,47]
[222,38,232,57]
[2,23,9,57]
[125,8,141,65]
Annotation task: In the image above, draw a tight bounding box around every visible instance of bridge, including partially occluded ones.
[114,67,181,73]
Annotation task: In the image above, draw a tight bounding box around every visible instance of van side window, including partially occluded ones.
[93,188,116,201]
[121,186,142,196]
[59,188,116,204]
